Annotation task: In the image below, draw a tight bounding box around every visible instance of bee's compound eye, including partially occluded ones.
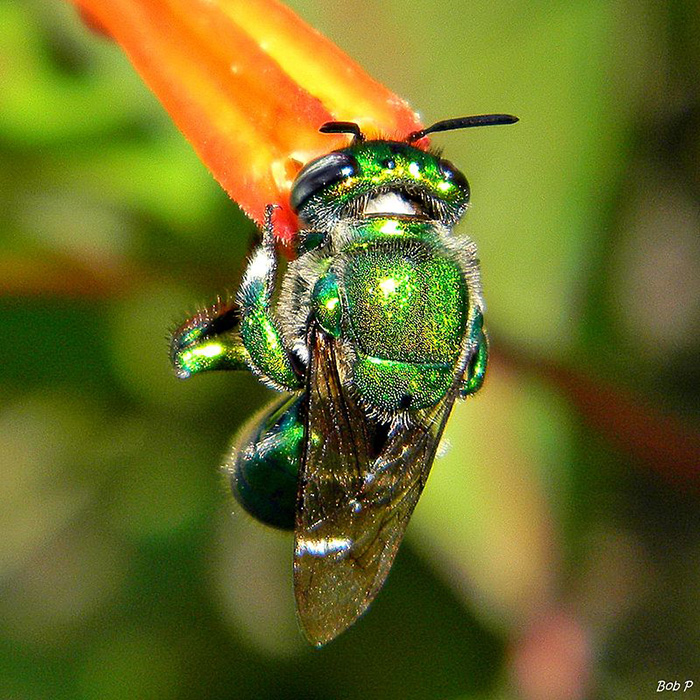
[290,153,358,212]
[438,159,469,197]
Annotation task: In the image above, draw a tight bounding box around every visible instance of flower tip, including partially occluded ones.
[75,6,114,40]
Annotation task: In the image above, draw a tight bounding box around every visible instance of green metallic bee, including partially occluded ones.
[170,114,517,646]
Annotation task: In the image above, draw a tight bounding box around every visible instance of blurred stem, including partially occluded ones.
[0,253,138,298]
[4,260,698,488]
[496,337,700,491]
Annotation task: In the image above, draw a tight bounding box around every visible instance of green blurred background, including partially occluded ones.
[1,1,699,698]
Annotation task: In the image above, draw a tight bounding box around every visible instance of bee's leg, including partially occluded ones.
[459,312,488,397]
[224,395,305,531]
[238,205,304,391]
[170,297,249,379]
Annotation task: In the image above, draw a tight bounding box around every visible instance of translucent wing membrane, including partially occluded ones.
[294,325,466,646]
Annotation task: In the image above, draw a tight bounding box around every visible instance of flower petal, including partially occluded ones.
[73,0,423,245]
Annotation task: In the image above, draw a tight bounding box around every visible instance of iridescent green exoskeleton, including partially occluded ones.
[170,114,517,647]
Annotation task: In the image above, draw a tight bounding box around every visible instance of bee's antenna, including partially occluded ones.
[407,114,518,142]
[319,121,366,144]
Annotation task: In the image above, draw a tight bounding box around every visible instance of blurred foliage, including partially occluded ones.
[1,1,699,699]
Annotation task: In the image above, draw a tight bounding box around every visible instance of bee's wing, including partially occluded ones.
[294,325,466,647]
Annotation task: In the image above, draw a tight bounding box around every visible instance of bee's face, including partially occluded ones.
[290,140,470,227]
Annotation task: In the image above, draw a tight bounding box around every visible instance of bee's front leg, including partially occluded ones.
[237,205,305,392]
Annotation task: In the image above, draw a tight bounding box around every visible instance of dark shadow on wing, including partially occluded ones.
[294,325,465,646]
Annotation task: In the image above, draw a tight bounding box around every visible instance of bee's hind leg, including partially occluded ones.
[224,395,305,531]
[170,297,249,379]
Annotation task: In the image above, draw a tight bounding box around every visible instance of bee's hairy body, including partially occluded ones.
[278,216,484,419]
[171,131,499,646]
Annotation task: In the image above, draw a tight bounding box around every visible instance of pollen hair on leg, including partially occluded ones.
[238,247,275,307]
[243,248,274,286]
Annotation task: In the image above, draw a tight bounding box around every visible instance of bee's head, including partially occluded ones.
[290,115,517,229]
[291,140,468,227]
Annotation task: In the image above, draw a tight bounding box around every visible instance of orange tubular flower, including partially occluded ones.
[73,0,424,247]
